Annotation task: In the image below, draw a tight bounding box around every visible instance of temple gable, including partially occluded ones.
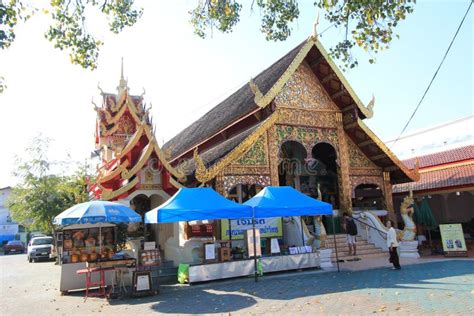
[346,135,379,169]
[274,61,338,111]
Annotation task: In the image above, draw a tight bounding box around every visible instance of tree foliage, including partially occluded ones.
[0,0,415,92]
[7,137,93,233]
[191,0,415,69]
[0,0,142,70]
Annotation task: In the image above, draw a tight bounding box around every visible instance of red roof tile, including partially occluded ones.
[403,145,474,169]
[393,163,474,193]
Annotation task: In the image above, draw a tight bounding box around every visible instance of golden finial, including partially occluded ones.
[97,82,104,95]
[311,12,320,40]
[92,97,99,112]
[249,78,264,107]
[117,57,128,94]
[365,94,375,118]
[194,148,208,183]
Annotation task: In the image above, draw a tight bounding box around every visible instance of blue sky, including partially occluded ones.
[0,0,472,187]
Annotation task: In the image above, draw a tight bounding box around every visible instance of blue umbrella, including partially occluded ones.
[54,200,142,226]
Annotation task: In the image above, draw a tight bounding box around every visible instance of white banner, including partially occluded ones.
[221,217,282,240]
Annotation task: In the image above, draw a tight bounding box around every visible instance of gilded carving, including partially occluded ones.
[275,124,339,158]
[223,175,271,193]
[346,135,378,169]
[267,126,280,186]
[274,61,336,110]
[224,166,270,176]
[194,113,279,183]
[350,168,382,176]
[234,134,268,166]
[336,124,351,212]
[277,107,337,128]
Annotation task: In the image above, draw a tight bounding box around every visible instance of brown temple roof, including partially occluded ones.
[163,42,305,160]
[179,124,260,176]
[393,145,474,193]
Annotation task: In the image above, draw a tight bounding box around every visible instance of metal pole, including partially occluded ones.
[300,217,305,246]
[252,208,258,282]
[331,216,340,272]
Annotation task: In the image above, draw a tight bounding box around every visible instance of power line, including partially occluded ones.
[390,1,473,149]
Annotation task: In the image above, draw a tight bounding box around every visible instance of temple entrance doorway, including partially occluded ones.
[309,143,340,234]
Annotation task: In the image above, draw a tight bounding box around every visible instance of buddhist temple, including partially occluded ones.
[90,35,420,265]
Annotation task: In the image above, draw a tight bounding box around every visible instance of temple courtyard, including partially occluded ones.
[1,254,473,315]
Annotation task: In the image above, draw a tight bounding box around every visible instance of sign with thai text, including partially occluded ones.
[440,224,467,252]
[221,217,282,240]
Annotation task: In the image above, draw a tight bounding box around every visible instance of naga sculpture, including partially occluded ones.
[398,190,417,241]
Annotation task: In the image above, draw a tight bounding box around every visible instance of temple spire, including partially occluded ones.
[117,57,128,95]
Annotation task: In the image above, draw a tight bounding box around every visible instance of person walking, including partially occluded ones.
[342,212,357,256]
[386,220,401,270]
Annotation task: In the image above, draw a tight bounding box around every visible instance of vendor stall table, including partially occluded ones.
[188,251,321,283]
[76,266,114,300]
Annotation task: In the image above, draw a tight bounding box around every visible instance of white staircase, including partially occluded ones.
[323,234,387,262]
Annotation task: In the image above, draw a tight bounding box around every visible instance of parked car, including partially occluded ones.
[27,236,55,262]
[4,240,25,254]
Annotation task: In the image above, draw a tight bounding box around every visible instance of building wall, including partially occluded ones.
[0,187,19,242]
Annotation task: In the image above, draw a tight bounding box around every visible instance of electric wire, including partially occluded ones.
[390,1,473,148]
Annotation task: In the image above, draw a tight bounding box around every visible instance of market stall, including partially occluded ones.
[145,187,334,284]
[54,201,142,295]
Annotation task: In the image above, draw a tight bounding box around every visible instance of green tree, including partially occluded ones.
[7,137,92,233]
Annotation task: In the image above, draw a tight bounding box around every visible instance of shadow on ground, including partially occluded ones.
[143,260,473,314]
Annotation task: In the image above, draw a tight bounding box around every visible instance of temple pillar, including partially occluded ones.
[267,126,280,186]
[336,113,351,213]
[382,171,397,226]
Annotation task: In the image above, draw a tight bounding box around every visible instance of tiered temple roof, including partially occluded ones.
[89,66,183,200]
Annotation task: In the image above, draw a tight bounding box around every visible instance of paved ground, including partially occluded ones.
[1,253,473,315]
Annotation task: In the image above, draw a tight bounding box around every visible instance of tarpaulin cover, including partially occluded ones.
[54,200,142,226]
[144,188,253,224]
[244,186,333,218]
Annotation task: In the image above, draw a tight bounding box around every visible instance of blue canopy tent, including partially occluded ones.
[244,186,339,275]
[144,188,253,224]
[243,186,333,218]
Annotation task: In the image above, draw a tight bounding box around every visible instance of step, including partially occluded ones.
[324,244,379,252]
[326,240,371,247]
[331,252,387,262]
[329,247,384,257]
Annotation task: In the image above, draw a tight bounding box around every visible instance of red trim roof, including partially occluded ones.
[403,145,473,169]
[393,145,474,193]
[393,163,474,193]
